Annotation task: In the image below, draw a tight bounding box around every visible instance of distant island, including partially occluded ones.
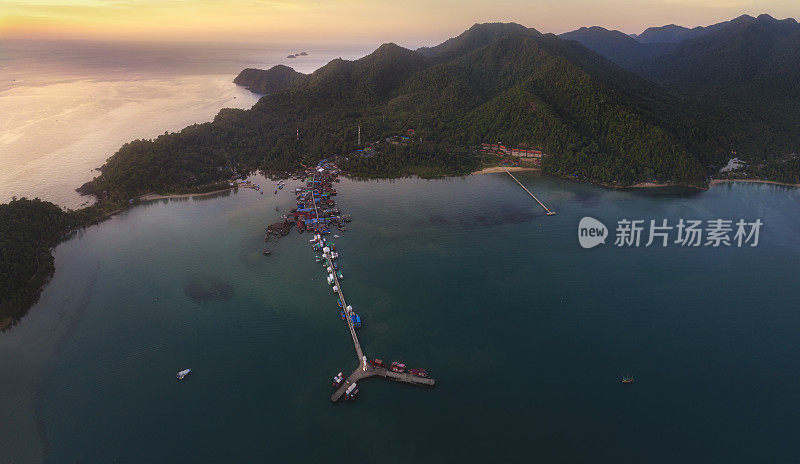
[2,15,800,328]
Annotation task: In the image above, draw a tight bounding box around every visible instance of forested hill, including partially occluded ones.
[561,14,800,173]
[635,14,800,161]
[88,24,718,202]
[233,65,306,94]
[631,19,731,44]
[559,27,675,67]
[0,198,114,328]
[416,22,536,62]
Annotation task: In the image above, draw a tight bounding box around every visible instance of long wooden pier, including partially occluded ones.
[505,169,556,215]
[309,168,435,402]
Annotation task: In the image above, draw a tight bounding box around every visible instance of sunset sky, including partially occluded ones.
[1,0,797,46]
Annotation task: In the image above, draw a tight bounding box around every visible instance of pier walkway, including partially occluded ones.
[505,169,556,215]
[331,365,436,402]
[309,167,435,402]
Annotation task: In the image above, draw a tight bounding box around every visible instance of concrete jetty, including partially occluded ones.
[308,165,435,402]
[331,365,436,402]
[505,169,556,215]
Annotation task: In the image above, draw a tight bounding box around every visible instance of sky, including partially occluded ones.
[1,0,798,46]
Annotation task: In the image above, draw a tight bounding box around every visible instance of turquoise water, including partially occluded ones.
[1,173,799,463]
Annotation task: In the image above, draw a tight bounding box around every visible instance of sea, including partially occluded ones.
[2,40,800,464]
[0,39,371,209]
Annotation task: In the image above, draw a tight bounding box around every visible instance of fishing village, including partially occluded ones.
[240,136,557,402]
[262,159,436,402]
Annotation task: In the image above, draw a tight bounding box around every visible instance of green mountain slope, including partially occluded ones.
[233,65,306,94]
[416,22,536,62]
[391,33,705,183]
[560,26,675,67]
[632,21,729,44]
[635,14,800,158]
[87,23,740,200]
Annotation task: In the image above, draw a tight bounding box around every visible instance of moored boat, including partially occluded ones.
[176,369,191,380]
[344,382,359,400]
[390,362,406,373]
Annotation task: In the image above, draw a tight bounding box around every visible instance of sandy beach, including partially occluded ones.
[471,166,541,175]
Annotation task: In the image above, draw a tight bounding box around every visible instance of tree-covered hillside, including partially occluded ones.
[563,14,800,178]
[87,24,719,201]
[560,26,675,67]
[233,65,306,94]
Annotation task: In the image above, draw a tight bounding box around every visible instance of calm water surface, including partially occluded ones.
[1,173,798,463]
[0,40,370,208]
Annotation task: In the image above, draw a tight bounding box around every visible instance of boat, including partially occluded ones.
[409,368,429,378]
[176,369,191,380]
[371,358,385,368]
[337,298,342,308]
[621,375,635,384]
[344,382,359,400]
[390,362,406,373]
[332,372,344,387]
[262,248,271,255]
[334,234,340,238]
[336,270,343,280]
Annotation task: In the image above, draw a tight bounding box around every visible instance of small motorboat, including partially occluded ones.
[262,248,271,255]
[334,234,340,238]
[621,375,635,384]
[176,369,191,380]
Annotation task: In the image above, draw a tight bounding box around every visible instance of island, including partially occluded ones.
[2,18,800,328]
